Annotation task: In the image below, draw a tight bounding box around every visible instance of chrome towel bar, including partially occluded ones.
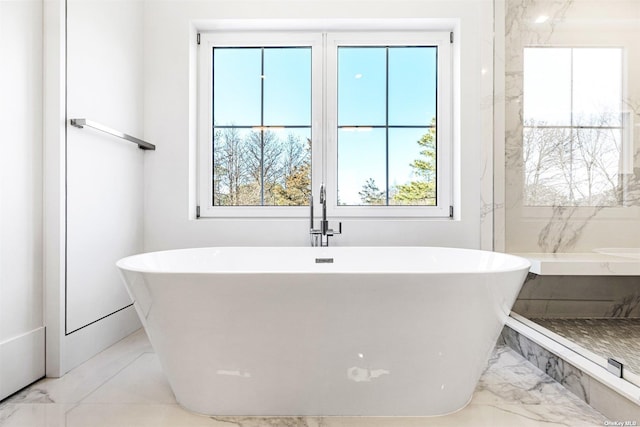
[70,118,155,150]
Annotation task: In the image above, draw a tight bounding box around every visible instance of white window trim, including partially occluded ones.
[197,30,454,218]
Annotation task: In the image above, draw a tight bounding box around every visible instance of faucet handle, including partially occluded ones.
[327,221,342,236]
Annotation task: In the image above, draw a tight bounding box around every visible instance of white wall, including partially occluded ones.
[143,0,494,251]
[0,0,46,400]
[44,0,144,377]
[66,0,144,334]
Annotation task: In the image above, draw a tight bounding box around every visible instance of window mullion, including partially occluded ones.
[569,48,575,202]
[321,32,328,188]
[385,46,390,206]
[260,47,265,205]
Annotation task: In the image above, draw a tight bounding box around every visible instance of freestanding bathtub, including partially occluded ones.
[116,246,530,416]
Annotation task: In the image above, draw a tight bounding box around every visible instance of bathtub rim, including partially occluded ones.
[116,246,531,275]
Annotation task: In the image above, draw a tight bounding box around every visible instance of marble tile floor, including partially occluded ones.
[0,329,608,427]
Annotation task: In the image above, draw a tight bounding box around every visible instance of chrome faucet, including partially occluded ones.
[310,184,342,247]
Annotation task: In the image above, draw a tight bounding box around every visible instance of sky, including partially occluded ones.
[213,45,437,205]
[523,47,622,126]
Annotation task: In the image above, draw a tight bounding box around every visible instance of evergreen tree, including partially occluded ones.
[274,137,312,205]
[393,120,436,205]
[358,178,385,205]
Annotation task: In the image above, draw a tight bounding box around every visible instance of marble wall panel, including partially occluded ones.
[503,0,640,253]
[513,275,640,318]
[501,325,640,420]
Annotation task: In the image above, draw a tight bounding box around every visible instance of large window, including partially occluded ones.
[523,47,629,207]
[198,31,452,217]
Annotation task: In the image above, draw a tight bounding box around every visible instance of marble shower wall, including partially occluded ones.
[503,0,640,253]
[513,274,640,318]
[500,325,640,419]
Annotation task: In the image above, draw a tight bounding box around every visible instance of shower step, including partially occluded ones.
[501,314,640,420]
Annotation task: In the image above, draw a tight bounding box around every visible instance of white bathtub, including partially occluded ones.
[116,246,530,416]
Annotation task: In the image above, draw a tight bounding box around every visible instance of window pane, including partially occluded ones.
[573,48,622,127]
[523,127,621,206]
[263,48,312,126]
[338,128,386,205]
[523,127,572,206]
[213,128,260,205]
[571,128,621,206]
[388,128,436,205]
[524,48,572,125]
[213,48,262,126]
[338,47,386,126]
[388,47,436,126]
[214,127,312,206]
[265,128,312,206]
[212,45,312,207]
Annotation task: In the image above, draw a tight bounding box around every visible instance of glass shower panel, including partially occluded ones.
[503,0,640,389]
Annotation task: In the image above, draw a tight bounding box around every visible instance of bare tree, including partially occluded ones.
[213,127,247,206]
[523,120,569,205]
[214,128,313,206]
[572,113,621,205]
[523,113,623,207]
[282,133,308,179]
[244,130,284,204]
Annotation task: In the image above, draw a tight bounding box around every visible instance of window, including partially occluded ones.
[212,46,312,206]
[336,46,437,206]
[198,31,452,217]
[523,47,629,207]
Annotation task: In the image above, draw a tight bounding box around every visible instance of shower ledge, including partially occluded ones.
[512,252,640,276]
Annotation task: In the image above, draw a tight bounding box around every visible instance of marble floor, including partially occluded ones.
[0,329,608,427]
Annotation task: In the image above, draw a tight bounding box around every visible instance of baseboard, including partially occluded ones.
[59,305,140,376]
[0,327,45,401]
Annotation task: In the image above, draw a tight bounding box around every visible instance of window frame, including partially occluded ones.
[198,32,323,218]
[197,30,453,218]
[325,31,452,218]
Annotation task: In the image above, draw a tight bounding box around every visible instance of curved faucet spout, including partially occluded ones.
[320,184,328,235]
[309,183,342,247]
